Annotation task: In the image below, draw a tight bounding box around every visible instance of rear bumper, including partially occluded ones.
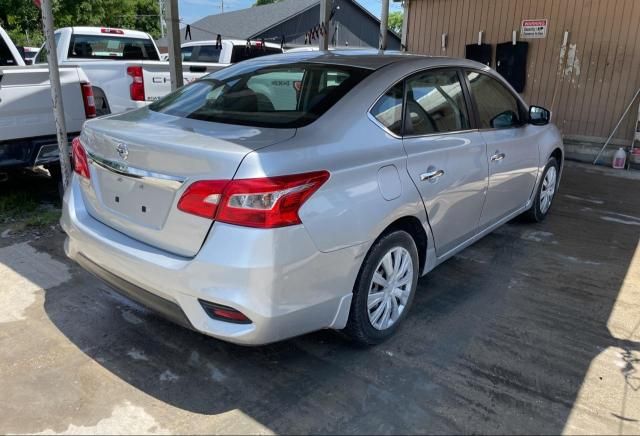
[61,175,364,345]
[0,133,80,170]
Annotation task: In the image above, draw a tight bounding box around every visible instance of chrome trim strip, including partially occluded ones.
[87,151,185,190]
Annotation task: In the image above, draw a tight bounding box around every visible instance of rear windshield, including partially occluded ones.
[149,62,371,128]
[182,45,221,63]
[68,34,159,60]
[231,45,283,63]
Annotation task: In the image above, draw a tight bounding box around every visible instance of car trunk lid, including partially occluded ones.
[79,108,295,257]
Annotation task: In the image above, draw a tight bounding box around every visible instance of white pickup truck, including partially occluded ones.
[0,26,95,174]
[34,27,283,116]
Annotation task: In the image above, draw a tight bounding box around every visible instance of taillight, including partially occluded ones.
[177,180,229,219]
[101,27,124,35]
[71,137,90,179]
[80,82,96,118]
[177,171,330,228]
[127,66,145,101]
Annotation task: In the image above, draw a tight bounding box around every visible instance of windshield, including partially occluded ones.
[149,62,371,128]
[67,34,159,60]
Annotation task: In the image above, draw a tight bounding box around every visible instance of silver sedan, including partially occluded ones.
[61,51,563,345]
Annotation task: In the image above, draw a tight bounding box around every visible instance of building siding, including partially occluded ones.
[405,0,640,141]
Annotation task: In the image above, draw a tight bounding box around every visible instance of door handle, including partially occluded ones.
[491,152,506,162]
[420,169,445,181]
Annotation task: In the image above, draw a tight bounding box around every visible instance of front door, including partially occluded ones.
[402,69,489,256]
[464,70,540,228]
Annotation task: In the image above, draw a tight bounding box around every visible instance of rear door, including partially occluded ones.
[401,68,489,256]
[464,70,540,228]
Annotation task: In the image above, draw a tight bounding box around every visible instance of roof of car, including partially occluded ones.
[247,50,489,71]
[57,27,152,39]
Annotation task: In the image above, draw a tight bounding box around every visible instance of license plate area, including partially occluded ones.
[94,165,175,229]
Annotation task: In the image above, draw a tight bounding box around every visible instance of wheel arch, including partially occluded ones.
[375,215,428,275]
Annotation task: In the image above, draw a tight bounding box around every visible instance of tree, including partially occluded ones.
[388,10,403,36]
[0,0,161,47]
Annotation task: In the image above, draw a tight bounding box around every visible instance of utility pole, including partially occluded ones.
[221,0,224,14]
[158,0,165,38]
[165,0,183,90]
[40,0,71,190]
[319,0,331,50]
[379,0,390,50]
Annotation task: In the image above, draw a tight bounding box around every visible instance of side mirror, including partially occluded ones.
[529,105,550,126]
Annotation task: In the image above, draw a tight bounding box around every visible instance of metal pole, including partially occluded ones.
[379,0,390,50]
[41,0,71,190]
[401,0,409,51]
[593,87,640,165]
[165,0,183,90]
[319,0,331,51]
[159,0,165,38]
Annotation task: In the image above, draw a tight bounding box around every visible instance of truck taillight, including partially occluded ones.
[71,137,90,179]
[101,27,125,35]
[127,66,145,102]
[80,82,96,118]
[177,171,330,228]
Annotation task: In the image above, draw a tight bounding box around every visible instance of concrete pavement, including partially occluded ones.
[0,162,638,434]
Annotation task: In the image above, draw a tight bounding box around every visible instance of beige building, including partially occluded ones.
[402,0,640,147]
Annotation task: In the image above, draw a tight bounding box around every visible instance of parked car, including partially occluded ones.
[33,27,222,115]
[0,26,95,176]
[61,51,563,345]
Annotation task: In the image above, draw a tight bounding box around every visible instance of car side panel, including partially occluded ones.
[236,116,427,255]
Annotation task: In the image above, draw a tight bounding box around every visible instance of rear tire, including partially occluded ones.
[344,230,419,345]
[524,157,559,222]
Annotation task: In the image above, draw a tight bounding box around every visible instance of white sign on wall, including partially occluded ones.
[521,19,548,39]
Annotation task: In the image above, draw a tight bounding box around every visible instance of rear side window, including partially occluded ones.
[466,71,522,129]
[194,45,221,62]
[230,45,282,63]
[370,83,404,135]
[68,34,159,60]
[150,62,371,128]
[0,38,16,65]
[34,34,61,64]
[405,70,469,135]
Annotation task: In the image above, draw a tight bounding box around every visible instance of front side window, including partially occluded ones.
[370,83,404,135]
[405,70,469,135]
[0,38,17,65]
[466,71,522,129]
[67,35,159,60]
[150,62,371,128]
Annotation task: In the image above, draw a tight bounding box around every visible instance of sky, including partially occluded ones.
[178,0,403,25]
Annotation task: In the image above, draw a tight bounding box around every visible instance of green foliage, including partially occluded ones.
[0,0,161,47]
[388,10,403,36]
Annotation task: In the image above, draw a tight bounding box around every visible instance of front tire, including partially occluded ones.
[344,230,419,345]
[524,157,559,222]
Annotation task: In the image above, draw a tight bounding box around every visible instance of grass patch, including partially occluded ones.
[0,191,61,229]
